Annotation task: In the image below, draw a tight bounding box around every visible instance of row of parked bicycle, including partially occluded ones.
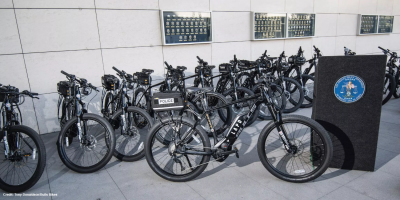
[1,45,398,193]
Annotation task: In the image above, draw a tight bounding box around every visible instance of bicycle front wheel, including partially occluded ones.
[57,113,116,173]
[190,92,233,137]
[222,87,259,126]
[300,74,314,108]
[0,125,46,193]
[103,92,115,118]
[393,72,400,98]
[280,77,304,113]
[257,115,332,182]
[382,73,395,105]
[145,116,211,182]
[110,106,154,162]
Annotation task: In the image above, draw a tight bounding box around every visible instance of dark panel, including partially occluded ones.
[312,55,386,171]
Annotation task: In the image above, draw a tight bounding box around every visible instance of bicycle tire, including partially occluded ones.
[57,113,116,173]
[236,72,252,88]
[134,87,150,113]
[393,72,400,98]
[145,116,211,182]
[0,125,46,193]
[382,73,395,105]
[257,115,333,182]
[279,77,304,113]
[103,92,115,118]
[300,74,314,108]
[110,106,154,162]
[222,87,259,127]
[189,92,233,137]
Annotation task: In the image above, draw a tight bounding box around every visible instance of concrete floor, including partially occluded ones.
[2,98,400,200]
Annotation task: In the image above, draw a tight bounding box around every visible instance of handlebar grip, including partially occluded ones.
[378,46,385,50]
[164,61,169,66]
[112,66,123,75]
[31,92,38,96]
[61,70,70,76]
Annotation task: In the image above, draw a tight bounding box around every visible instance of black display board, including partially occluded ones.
[312,55,386,171]
[287,13,315,38]
[378,15,394,33]
[253,13,286,40]
[359,15,378,34]
[161,11,212,45]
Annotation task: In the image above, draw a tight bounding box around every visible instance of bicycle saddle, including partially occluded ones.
[186,87,213,94]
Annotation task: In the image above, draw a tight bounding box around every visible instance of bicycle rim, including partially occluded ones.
[261,119,330,179]
[0,131,41,188]
[59,118,113,169]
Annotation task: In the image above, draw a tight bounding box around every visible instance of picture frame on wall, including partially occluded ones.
[358,14,394,35]
[160,11,212,45]
[251,12,287,40]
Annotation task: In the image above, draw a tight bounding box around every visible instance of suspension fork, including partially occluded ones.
[262,87,293,150]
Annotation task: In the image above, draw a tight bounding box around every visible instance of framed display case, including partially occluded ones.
[287,13,315,38]
[358,15,378,35]
[160,11,212,45]
[378,15,394,34]
[252,12,286,40]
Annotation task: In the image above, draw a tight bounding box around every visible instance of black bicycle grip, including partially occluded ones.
[61,70,70,76]
[31,92,38,96]
[112,66,123,74]
[164,61,169,66]
[378,46,385,51]
[196,56,202,61]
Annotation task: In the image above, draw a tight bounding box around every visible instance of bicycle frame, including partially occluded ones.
[172,83,293,156]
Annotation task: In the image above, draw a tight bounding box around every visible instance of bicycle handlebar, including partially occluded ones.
[61,70,75,79]
[112,66,124,75]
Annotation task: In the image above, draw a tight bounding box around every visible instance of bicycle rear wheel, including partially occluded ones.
[57,113,115,173]
[257,115,332,182]
[145,116,211,182]
[110,107,153,162]
[0,125,46,193]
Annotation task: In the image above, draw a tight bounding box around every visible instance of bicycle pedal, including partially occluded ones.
[234,147,239,158]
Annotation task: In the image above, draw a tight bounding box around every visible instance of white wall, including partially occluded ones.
[1,0,399,134]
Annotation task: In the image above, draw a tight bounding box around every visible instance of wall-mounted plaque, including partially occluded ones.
[358,15,378,34]
[252,13,286,40]
[160,11,212,45]
[378,15,394,33]
[287,13,315,38]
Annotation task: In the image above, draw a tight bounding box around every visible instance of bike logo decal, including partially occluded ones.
[334,75,365,103]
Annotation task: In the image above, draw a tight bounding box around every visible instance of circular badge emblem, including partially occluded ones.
[334,75,365,103]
